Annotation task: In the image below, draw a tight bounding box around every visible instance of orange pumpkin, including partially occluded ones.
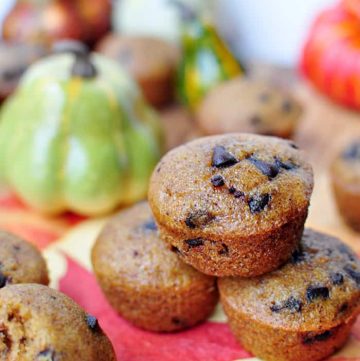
[3,0,111,46]
[301,3,360,109]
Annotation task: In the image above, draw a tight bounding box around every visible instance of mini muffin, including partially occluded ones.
[97,35,179,107]
[0,284,116,360]
[218,229,360,361]
[0,230,49,287]
[149,133,313,277]
[196,77,302,138]
[91,202,218,332]
[0,42,47,102]
[331,140,360,231]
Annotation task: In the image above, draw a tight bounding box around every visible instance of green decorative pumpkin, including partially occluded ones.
[0,44,163,216]
[176,3,244,110]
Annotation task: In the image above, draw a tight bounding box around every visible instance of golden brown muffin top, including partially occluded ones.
[0,230,49,287]
[149,134,313,240]
[97,35,179,79]
[92,202,214,288]
[196,77,302,137]
[0,284,116,361]
[219,229,360,332]
[331,140,360,187]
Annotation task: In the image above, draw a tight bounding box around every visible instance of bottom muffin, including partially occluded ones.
[218,229,360,361]
[92,202,218,332]
[0,284,116,361]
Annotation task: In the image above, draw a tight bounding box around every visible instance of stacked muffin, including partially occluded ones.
[92,133,360,361]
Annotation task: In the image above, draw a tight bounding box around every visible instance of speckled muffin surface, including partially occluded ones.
[196,77,302,138]
[0,230,48,287]
[97,35,179,106]
[91,202,218,332]
[331,140,360,230]
[0,284,116,361]
[0,42,46,101]
[218,229,360,361]
[148,133,313,277]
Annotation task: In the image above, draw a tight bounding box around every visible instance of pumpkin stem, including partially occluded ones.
[168,0,196,22]
[71,54,97,79]
[52,40,89,57]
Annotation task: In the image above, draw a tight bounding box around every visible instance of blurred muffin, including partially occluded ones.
[0,284,116,360]
[97,35,179,107]
[331,140,360,231]
[0,230,49,287]
[219,229,360,361]
[0,42,47,102]
[196,77,302,138]
[92,202,218,332]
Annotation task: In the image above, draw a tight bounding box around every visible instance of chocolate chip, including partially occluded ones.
[249,157,279,179]
[250,115,262,126]
[248,193,271,214]
[342,142,360,160]
[330,272,344,286]
[219,243,229,256]
[270,296,302,314]
[229,186,236,194]
[291,248,306,264]
[303,330,332,345]
[85,314,99,332]
[171,317,187,327]
[0,272,8,288]
[282,99,293,113]
[212,146,238,168]
[339,303,348,313]
[185,238,204,248]
[306,286,329,302]
[185,211,214,229]
[211,175,225,187]
[274,157,297,171]
[233,190,245,199]
[143,219,157,231]
[133,250,139,257]
[344,265,360,285]
[36,349,57,360]
[170,246,181,254]
[289,142,299,149]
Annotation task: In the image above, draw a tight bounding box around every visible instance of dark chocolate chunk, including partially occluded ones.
[291,248,306,264]
[250,115,262,126]
[219,243,229,256]
[185,211,214,229]
[342,142,360,160]
[143,219,157,231]
[233,190,245,199]
[274,157,298,171]
[270,296,302,314]
[133,250,139,257]
[289,142,299,149]
[229,186,236,194]
[211,175,225,187]
[303,330,332,345]
[0,272,8,288]
[212,146,238,168]
[306,285,330,302]
[185,238,204,248]
[36,348,57,360]
[282,99,293,113]
[330,272,344,286]
[85,314,99,332]
[339,303,348,313]
[248,157,279,179]
[248,193,271,214]
[344,265,360,285]
[170,246,181,254]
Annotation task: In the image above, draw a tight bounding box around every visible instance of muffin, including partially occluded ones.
[0,230,49,287]
[91,202,218,332]
[148,133,313,277]
[218,229,360,361]
[196,77,302,138]
[0,284,116,360]
[97,35,179,107]
[0,42,47,102]
[331,140,360,231]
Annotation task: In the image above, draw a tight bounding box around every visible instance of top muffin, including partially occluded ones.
[149,133,313,240]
